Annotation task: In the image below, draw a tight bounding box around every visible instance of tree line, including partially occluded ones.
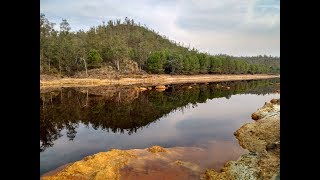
[40,13,280,76]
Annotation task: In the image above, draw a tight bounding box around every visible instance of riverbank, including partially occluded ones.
[205,98,280,179]
[40,74,279,89]
[41,97,280,179]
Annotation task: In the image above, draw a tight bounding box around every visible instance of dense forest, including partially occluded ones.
[40,14,280,76]
[40,78,280,152]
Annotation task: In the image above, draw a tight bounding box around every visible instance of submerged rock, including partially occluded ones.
[42,145,218,180]
[155,88,166,92]
[174,160,201,173]
[155,85,166,89]
[139,87,147,91]
[205,99,280,180]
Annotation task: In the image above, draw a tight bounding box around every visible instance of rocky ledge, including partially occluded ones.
[205,99,280,180]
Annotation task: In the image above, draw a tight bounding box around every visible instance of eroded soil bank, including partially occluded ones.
[40,74,279,89]
[41,97,280,180]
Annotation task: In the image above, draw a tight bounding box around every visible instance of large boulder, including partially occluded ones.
[251,100,280,121]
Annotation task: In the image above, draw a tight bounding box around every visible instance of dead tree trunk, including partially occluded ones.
[48,59,51,72]
[60,89,63,102]
[117,60,120,71]
[42,96,45,110]
[59,59,62,75]
[81,57,88,76]
[114,60,120,71]
[116,91,121,104]
[85,89,88,107]
[116,60,120,71]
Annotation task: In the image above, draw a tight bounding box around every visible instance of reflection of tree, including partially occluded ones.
[66,122,78,141]
[40,78,279,152]
[40,110,63,152]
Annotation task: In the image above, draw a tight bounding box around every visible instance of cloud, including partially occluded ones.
[40,0,279,56]
[175,0,279,34]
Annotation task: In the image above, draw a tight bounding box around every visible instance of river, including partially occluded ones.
[40,78,280,175]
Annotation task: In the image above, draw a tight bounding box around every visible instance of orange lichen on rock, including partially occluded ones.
[147,146,167,153]
[41,149,137,180]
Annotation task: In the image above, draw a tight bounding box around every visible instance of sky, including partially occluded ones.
[40,0,280,56]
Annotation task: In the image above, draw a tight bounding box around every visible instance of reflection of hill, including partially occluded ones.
[40,78,279,152]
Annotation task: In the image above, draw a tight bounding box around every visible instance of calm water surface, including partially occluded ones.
[40,79,280,175]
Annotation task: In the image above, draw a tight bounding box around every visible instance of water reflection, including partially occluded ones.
[40,78,279,174]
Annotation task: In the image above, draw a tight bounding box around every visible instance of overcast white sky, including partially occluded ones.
[40,0,280,56]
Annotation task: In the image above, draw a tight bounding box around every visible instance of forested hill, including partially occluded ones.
[40,14,280,76]
[234,56,280,71]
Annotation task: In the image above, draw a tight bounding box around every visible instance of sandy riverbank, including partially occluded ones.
[40,74,279,89]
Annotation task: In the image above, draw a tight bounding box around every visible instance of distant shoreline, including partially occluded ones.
[40,74,279,89]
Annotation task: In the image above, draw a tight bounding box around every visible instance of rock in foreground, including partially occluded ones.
[42,143,246,180]
[42,149,137,180]
[205,99,280,180]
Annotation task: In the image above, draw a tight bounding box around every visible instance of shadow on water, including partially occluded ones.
[40,78,279,152]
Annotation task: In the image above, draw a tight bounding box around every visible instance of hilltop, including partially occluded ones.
[40,14,280,77]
